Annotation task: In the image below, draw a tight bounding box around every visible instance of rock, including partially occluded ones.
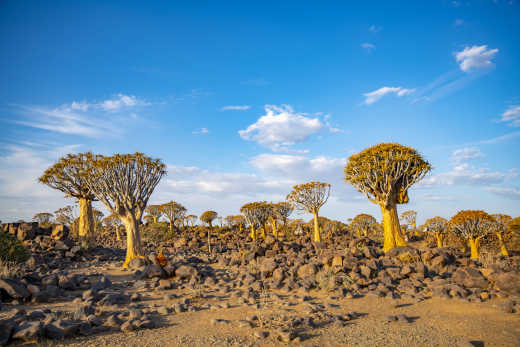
[51,224,69,240]
[44,320,79,339]
[0,319,14,345]
[157,306,169,315]
[452,268,489,289]
[99,293,129,306]
[120,321,135,333]
[174,238,187,248]
[175,265,199,280]
[260,258,277,277]
[25,255,43,268]
[128,257,147,270]
[494,272,520,296]
[92,276,112,291]
[17,223,36,241]
[279,330,296,342]
[297,264,317,279]
[158,279,172,290]
[386,247,420,263]
[273,268,285,282]
[254,330,269,339]
[12,321,43,341]
[143,264,166,279]
[0,278,31,300]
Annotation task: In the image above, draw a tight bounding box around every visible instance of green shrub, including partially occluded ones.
[0,231,29,263]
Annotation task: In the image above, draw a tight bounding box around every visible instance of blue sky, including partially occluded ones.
[1,0,519,224]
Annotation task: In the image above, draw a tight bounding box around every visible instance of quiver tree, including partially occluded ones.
[286,181,331,243]
[272,202,293,238]
[92,209,104,233]
[186,215,198,228]
[424,216,448,248]
[54,206,75,226]
[344,143,431,252]
[200,210,217,253]
[39,152,97,246]
[490,214,512,256]
[83,152,166,268]
[103,213,123,241]
[240,202,262,240]
[255,202,273,239]
[449,210,494,260]
[160,201,187,233]
[401,210,418,238]
[33,212,54,224]
[145,204,163,223]
[233,215,246,232]
[350,213,377,238]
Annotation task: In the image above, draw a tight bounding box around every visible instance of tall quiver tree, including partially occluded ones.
[490,214,512,256]
[287,181,331,243]
[200,210,217,253]
[241,202,260,241]
[145,204,163,224]
[83,153,166,268]
[401,210,418,237]
[160,201,187,233]
[345,143,431,252]
[449,210,494,260]
[272,202,293,238]
[39,153,97,247]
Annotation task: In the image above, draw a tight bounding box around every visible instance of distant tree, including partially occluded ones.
[200,210,218,253]
[345,143,431,252]
[217,216,223,228]
[83,152,166,268]
[424,216,448,248]
[490,214,512,256]
[400,210,418,238]
[92,209,104,233]
[449,210,494,260]
[509,217,520,234]
[103,213,123,241]
[232,215,247,232]
[143,214,155,224]
[350,213,377,238]
[39,152,96,246]
[186,214,198,228]
[240,202,262,240]
[287,181,331,243]
[145,204,163,223]
[160,201,187,233]
[271,202,293,238]
[54,205,75,226]
[33,212,54,224]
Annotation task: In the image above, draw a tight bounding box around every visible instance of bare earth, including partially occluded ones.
[8,264,520,347]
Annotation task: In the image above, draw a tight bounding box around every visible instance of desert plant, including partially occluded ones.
[0,231,28,264]
[350,213,377,238]
[83,152,166,268]
[240,202,271,240]
[200,210,218,253]
[160,201,187,233]
[400,210,418,238]
[145,204,163,223]
[39,153,97,246]
[449,210,495,260]
[271,201,293,239]
[286,181,331,243]
[424,216,448,248]
[54,205,76,226]
[32,212,54,224]
[490,214,512,256]
[344,143,431,252]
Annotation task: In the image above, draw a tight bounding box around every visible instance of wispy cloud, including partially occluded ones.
[192,128,209,135]
[499,105,520,127]
[220,105,251,111]
[238,105,323,152]
[473,131,520,145]
[454,45,499,73]
[485,186,520,200]
[363,86,415,105]
[361,43,376,52]
[451,147,484,163]
[420,163,517,188]
[369,25,382,33]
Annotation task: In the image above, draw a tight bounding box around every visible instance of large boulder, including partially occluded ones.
[12,321,43,342]
[452,267,489,289]
[0,279,31,300]
[17,223,37,241]
[51,225,69,241]
[259,258,277,277]
[494,272,520,295]
[175,265,198,280]
[297,264,317,279]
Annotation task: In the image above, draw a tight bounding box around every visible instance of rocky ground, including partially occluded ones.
[1,222,520,346]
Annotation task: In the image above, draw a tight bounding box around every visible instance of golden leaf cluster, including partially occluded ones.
[449,210,495,240]
[200,210,218,224]
[286,181,331,213]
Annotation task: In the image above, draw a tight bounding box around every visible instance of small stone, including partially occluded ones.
[254,330,269,339]
[120,321,135,333]
[157,306,169,315]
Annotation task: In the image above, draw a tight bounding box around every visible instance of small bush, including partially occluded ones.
[0,231,28,263]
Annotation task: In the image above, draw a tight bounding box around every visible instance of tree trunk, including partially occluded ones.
[356,229,361,238]
[152,216,157,224]
[362,229,368,237]
[272,219,278,239]
[260,225,266,239]
[468,238,479,260]
[435,233,443,248]
[122,214,144,268]
[115,226,122,241]
[250,225,256,241]
[380,203,407,253]
[78,198,94,248]
[413,222,418,236]
[312,209,321,243]
[207,222,212,253]
[169,220,173,233]
[496,233,509,257]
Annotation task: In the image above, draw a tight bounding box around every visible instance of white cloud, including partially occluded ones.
[192,128,209,135]
[420,163,517,188]
[455,45,499,72]
[220,105,251,111]
[361,43,376,52]
[500,105,520,127]
[238,105,323,151]
[369,25,382,33]
[421,194,457,201]
[451,147,484,162]
[363,86,415,105]
[485,186,520,200]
